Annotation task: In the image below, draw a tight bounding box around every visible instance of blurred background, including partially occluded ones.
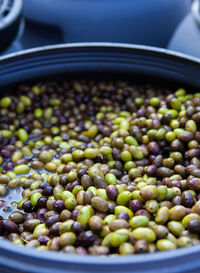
[0,0,200,57]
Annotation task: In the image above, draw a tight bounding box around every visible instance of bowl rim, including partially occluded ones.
[0,42,200,63]
[0,236,200,265]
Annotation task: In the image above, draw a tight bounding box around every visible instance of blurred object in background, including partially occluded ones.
[168,0,200,58]
[22,0,190,48]
[0,0,193,55]
[0,0,23,52]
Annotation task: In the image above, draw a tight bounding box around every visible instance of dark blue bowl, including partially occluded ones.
[0,43,200,273]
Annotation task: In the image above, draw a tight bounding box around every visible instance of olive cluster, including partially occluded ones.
[0,80,200,255]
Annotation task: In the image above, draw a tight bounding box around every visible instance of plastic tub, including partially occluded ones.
[0,43,200,273]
